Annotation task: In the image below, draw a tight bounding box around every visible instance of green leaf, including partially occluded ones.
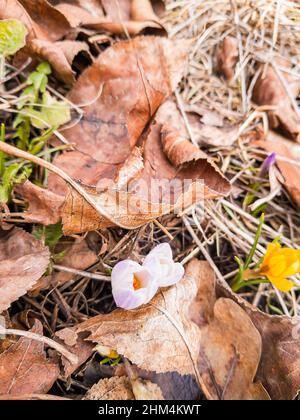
[36,62,52,76]
[34,223,63,248]
[0,19,28,57]
[28,92,71,129]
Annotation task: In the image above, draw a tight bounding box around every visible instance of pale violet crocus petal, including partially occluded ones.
[146,243,173,260]
[111,260,158,310]
[143,243,185,288]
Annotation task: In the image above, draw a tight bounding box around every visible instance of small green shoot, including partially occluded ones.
[232,213,266,292]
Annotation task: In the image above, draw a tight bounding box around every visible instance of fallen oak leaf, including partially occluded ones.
[0,227,50,312]
[0,0,70,42]
[58,36,189,163]
[0,320,60,395]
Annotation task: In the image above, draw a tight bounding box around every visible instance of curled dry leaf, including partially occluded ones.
[45,36,230,234]
[55,0,166,36]
[217,36,239,81]
[252,57,300,142]
[0,227,50,312]
[17,180,64,225]
[0,0,70,42]
[0,0,80,84]
[55,259,270,400]
[0,320,59,395]
[158,100,240,148]
[253,131,300,207]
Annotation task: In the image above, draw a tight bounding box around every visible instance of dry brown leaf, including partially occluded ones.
[53,331,93,378]
[189,261,269,400]
[56,0,166,36]
[45,37,230,234]
[217,36,239,81]
[0,228,50,312]
[52,238,99,285]
[55,40,91,66]
[29,38,77,85]
[253,132,300,206]
[252,58,300,142]
[157,100,240,148]
[213,263,300,400]
[0,320,59,395]
[0,0,70,42]
[84,376,134,400]
[131,377,164,400]
[0,0,82,84]
[126,362,164,400]
[17,180,64,225]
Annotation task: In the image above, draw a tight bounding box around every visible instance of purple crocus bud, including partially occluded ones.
[260,152,276,177]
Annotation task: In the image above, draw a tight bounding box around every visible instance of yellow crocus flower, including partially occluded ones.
[259,243,299,292]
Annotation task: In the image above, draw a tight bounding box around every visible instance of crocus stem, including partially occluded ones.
[244,213,265,269]
[232,278,269,293]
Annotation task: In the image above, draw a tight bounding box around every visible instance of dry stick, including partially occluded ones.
[53,265,111,282]
[153,219,174,241]
[0,141,128,229]
[0,326,78,365]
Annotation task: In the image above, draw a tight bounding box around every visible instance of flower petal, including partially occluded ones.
[159,262,185,287]
[111,260,144,291]
[111,260,159,310]
[113,288,150,310]
[145,243,173,261]
[267,276,295,293]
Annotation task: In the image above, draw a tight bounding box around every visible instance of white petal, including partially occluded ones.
[145,243,173,262]
[111,260,143,291]
[158,262,185,287]
[113,288,149,310]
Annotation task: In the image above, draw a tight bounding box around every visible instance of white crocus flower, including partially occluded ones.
[111,244,185,310]
[111,260,158,310]
[143,243,185,288]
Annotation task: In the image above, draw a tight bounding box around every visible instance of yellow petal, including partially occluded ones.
[267,276,295,293]
[262,243,281,266]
